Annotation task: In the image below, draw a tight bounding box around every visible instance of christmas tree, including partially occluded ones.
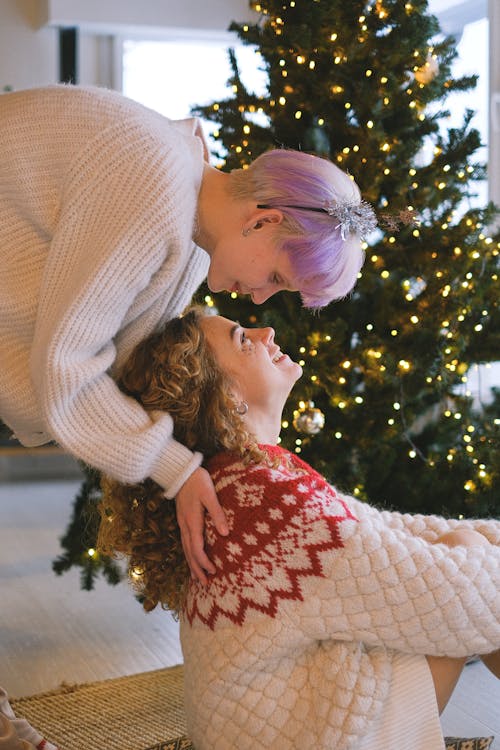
[52,463,123,589]
[54,0,499,587]
[190,0,500,517]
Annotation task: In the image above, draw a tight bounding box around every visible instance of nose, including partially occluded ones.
[250,287,276,304]
[258,326,275,346]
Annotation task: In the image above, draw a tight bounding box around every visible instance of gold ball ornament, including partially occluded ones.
[293,401,325,435]
[414,55,439,84]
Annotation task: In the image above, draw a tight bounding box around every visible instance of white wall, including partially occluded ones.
[0,0,58,90]
[37,0,258,38]
[0,0,259,92]
[0,0,259,91]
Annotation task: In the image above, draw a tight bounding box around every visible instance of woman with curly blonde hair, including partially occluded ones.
[99,306,269,613]
[98,306,500,750]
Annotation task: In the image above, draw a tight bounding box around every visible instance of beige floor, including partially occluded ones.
[0,478,498,747]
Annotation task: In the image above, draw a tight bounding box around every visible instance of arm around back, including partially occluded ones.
[30,116,207,494]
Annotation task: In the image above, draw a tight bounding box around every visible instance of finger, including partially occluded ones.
[189,556,210,588]
[182,534,209,586]
[190,538,217,577]
[202,496,229,536]
[185,521,217,578]
[179,524,214,585]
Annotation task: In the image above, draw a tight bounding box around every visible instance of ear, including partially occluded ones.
[229,384,245,406]
[243,207,283,234]
[228,376,249,412]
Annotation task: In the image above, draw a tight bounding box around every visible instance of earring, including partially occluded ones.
[235,401,249,416]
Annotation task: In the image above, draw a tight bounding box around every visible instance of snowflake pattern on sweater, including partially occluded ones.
[184,446,358,628]
[181,446,500,750]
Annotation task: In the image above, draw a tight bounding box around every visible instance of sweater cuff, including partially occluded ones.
[150,438,203,499]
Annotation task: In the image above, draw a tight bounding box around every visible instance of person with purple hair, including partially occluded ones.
[1,84,376,585]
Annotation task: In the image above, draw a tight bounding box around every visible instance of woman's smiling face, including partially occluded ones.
[205,228,298,305]
[199,315,302,413]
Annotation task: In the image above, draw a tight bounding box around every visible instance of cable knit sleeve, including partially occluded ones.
[189,448,500,661]
[29,117,204,495]
[344,494,500,545]
[308,507,500,657]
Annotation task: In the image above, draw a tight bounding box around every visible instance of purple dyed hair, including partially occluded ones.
[232,149,366,309]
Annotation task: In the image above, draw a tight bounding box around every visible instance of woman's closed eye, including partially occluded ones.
[271,273,297,292]
[240,330,255,352]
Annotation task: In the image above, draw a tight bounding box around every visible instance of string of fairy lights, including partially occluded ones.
[203,219,499,496]
[205,0,500,501]
[81,1,498,570]
[216,2,445,167]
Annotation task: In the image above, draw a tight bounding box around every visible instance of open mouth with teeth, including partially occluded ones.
[272,350,288,364]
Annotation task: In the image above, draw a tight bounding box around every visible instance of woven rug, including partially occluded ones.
[10,666,494,750]
[10,666,191,750]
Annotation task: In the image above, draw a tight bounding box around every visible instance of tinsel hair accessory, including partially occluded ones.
[257,198,377,240]
[257,199,416,239]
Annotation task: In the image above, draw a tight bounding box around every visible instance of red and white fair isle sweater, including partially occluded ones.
[180,445,500,750]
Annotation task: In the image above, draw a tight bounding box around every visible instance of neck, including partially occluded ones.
[245,408,282,446]
[194,165,250,252]
[194,165,231,251]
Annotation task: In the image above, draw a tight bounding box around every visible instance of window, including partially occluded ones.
[121,16,489,199]
[443,17,489,206]
[121,37,267,157]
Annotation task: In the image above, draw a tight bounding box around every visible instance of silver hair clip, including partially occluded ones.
[257,198,378,240]
[324,198,378,240]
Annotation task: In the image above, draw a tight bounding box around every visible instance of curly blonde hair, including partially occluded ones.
[97,306,266,615]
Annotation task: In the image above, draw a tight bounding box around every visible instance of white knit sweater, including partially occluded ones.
[181,446,500,749]
[0,85,209,495]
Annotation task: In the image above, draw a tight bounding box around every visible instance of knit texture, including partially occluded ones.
[0,85,209,495]
[180,445,500,749]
